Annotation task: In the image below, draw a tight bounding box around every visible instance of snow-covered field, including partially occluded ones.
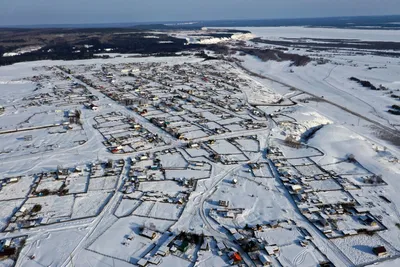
[231,26,400,42]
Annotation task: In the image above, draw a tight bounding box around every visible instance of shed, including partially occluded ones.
[373,246,388,257]
[9,177,19,183]
[4,239,12,248]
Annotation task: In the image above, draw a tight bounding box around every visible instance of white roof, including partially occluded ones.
[137,258,148,267]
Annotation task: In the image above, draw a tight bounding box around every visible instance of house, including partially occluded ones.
[342,230,357,236]
[217,242,226,251]
[140,229,157,240]
[233,232,244,241]
[111,147,120,153]
[354,206,368,213]
[139,155,149,161]
[188,143,199,149]
[177,239,189,252]
[308,207,320,213]
[19,206,28,214]
[318,217,329,227]
[359,215,377,227]
[219,200,229,207]
[137,258,148,267]
[265,245,279,255]
[223,211,235,218]
[373,246,388,257]
[228,228,237,235]
[290,184,302,192]
[157,246,170,256]
[148,256,162,265]
[258,253,271,266]
[200,239,210,251]
[231,252,242,263]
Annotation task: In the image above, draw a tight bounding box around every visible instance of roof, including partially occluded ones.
[137,258,148,267]
[232,252,242,261]
[373,246,387,254]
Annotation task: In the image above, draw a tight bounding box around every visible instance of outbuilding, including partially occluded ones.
[373,246,388,257]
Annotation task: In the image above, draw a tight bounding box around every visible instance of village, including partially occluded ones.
[0,54,399,267]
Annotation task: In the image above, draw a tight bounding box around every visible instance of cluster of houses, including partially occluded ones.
[24,67,98,109]
[269,146,387,241]
[65,61,268,144]
[3,160,122,231]
[145,96,266,142]
[93,112,166,154]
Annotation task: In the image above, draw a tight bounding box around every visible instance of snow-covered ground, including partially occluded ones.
[225,26,400,42]
[0,28,399,266]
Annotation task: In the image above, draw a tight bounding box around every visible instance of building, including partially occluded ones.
[140,229,157,240]
[219,200,229,207]
[177,239,189,252]
[373,246,388,257]
[4,239,12,248]
[265,245,279,255]
[233,232,244,241]
[231,252,242,263]
[188,143,199,148]
[223,211,235,218]
[342,230,357,236]
[217,242,226,251]
[290,184,302,192]
[200,239,210,251]
[137,258,148,267]
[139,155,149,161]
[258,253,271,266]
[148,256,162,265]
[8,177,19,183]
[359,215,378,227]
[156,246,170,256]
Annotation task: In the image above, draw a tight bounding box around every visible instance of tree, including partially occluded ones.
[31,204,42,213]
[347,154,356,163]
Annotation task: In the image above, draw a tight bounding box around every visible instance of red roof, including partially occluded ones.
[232,252,242,262]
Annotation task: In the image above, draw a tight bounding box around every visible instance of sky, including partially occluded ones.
[0,0,400,26]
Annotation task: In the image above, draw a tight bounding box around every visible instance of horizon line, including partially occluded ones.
[1,14,400,29]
